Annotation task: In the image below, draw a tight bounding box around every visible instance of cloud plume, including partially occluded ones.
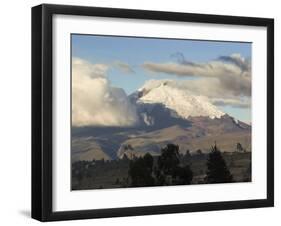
[142,53,251,108]
[72,58,139,127]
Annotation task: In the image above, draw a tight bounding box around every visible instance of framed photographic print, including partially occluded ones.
[32,4,274,221]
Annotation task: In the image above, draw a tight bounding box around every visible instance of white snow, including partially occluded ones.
[137,80,225,119]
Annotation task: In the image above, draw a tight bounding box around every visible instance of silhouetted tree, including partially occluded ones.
[182,150,191,164]
[196,149,203,155]
[172,165,193,185]
[128,144,194,187]
[185,150,191,158]
[128,153,154,187]
[158,144,180,175]
[236,142,245,152]
[205,144,233,183]
[193,149,205,160]
[156,144,193,185]
[143,153,154,170]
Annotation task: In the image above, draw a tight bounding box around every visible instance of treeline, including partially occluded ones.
[128,143,233,187]
[72,143,251,190]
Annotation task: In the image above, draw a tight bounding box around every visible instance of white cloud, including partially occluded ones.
[211,97,251,108]
[142,54,251,108]
[72,58,139,127]
[113,61,135,74]
[139,77,251,109]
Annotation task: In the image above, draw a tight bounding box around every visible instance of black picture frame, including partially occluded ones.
[32,4,274,222]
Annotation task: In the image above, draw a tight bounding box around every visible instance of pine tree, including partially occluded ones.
[205,144,233,183]
[128,153,154,187]
[157,144,193,185]
[157,144,180,175]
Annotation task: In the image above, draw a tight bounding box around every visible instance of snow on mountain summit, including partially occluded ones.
[136,80,225,119]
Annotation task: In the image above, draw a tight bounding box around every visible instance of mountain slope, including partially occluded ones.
[72,137,111,162]
[116,115,251,158]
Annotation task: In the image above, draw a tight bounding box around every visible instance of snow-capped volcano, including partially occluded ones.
[134,80,225,120]
[73,80,251,161]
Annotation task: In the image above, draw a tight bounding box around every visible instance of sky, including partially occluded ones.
[72,34,251,124]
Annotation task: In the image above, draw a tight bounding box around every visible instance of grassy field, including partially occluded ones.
[72,151,251,190]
